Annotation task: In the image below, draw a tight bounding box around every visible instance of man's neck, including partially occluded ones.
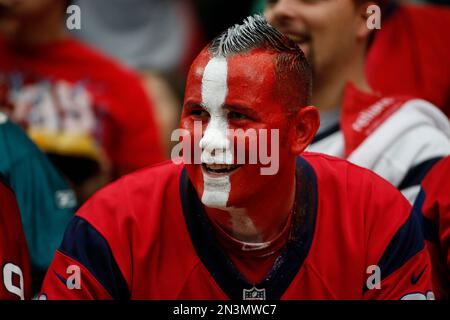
[204,164,296,245]
[312,48,371,112]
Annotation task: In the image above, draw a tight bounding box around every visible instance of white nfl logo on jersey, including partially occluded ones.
[243,287,266,300]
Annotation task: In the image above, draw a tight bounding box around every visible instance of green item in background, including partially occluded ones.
[0,113,77,293]
[252,0,266,14]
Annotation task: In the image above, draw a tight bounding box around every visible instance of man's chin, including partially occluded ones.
[200,197,229,210]
[186,164,263,209]
[200,173,231,209]
[298,43,310,58]
[200,192,245,212]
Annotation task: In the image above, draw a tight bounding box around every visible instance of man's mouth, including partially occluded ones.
[286,32,311,45]
[202,163,241,174]
[285,33,311,56]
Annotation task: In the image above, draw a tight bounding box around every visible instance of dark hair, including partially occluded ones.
[208,15,312,111]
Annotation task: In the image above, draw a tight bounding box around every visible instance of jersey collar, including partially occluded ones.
[179,156,318,300]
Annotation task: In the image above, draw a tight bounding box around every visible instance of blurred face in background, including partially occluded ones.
[265,0,371,81]
[0,0,55,19]
[0,0,67,43]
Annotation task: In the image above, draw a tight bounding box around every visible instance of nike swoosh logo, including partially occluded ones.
[54,271,67,286]
[411,266,427,285]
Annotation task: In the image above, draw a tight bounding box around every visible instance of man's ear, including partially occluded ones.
[356,1,378,40]
[290,106,320,155]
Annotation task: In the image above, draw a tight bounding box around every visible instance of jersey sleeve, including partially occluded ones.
[39,183,132,300]
[413,157,450,299]
[362,170,434,300]
[39,216,129,300]
[0,177,31,300]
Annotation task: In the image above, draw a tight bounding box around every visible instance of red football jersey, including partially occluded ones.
[0,175,31,300]
[0,37,164,176]
[413,157,450,299]
[40,154,433,300]
[366,4,450,118]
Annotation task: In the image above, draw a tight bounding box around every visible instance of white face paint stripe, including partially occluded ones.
[201,174,231,209]
[200,56,232,208]
[201,56,228,115]
[200,56,233,165]
[198,57,262,243]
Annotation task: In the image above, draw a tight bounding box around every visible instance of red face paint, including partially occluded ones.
[181,48,298,241]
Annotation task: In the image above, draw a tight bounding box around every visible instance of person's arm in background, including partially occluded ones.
[140,71,181,157]
[111,71,165,178]
[0,117,77,294]
[0,174,31,300]
[40,178,131,300]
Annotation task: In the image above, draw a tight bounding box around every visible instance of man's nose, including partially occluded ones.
[265,0,297,27]
[199,122,232,164]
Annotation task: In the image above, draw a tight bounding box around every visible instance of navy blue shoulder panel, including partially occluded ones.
[376,212,425,283]
[58,216,130,299]
[412,188,439,243]
[398,157,442,191]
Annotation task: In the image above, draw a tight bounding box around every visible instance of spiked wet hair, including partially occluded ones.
[208,15,312,110]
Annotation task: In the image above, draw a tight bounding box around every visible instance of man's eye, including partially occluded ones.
[228,111,249,120]
[190,109,210,118]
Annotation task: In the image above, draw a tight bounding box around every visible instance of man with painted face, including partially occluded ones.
[40,16,433,300]
[265,0,450,204]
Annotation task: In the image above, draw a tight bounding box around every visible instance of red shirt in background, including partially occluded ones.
[0,37,164,178]
[366,4,450,119]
